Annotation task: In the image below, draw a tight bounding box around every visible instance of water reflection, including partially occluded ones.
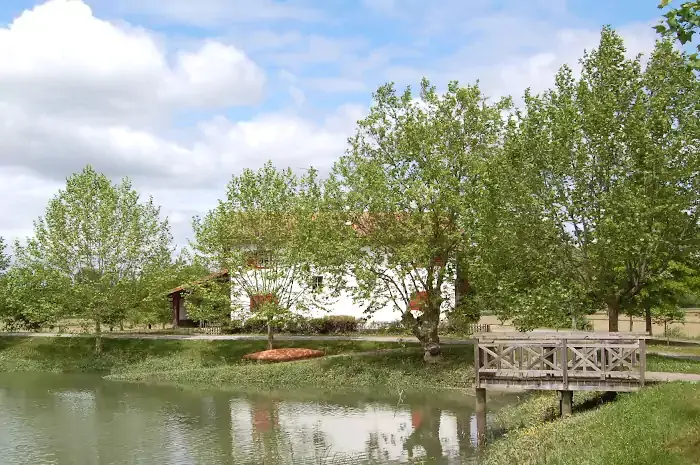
[0,373,511,464]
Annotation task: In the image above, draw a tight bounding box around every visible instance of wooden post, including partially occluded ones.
[474,342,481,388]
[475,387,487,446]
[171,292,180,328]
[639,337,646,387]
[561,338,568,390]
[560,390,573,417]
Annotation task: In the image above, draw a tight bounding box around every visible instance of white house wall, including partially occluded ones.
[230,267,455,324]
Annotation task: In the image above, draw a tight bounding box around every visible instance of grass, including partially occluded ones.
[647,354,700,374]
[0,336,474,394]
[492,390,615,432]
[108,344,475,394]
[0,336,418,376]
[649,343,700,357]
[483,382,700,465]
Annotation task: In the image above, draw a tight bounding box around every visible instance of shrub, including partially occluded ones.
[361,320,412,335]
[308,315,360,334]
[223,314,360,334]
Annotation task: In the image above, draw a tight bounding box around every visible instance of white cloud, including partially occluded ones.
[0,0,264,120]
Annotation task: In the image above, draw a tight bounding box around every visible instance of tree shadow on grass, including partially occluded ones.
[0,336,31,352]
[25,337,189,373]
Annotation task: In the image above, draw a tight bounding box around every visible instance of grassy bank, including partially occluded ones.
[107,344,475,394]
[0,336,475,394]
[0,337,417,375]
[484,382,700,465]
[647,354,700,374]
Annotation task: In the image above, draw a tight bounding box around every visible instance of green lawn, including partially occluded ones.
[0,336,419,375]
[108,344,476,394]
[649,343,700,357]
[484,382,700,465]
[647,354,700,374]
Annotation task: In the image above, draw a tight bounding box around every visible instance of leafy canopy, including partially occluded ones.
[330,78,511,343]
[497,28,700,331]
[14,166,172,343]
[193,162,337,326]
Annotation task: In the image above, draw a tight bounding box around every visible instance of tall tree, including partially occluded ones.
[193,162,336,349]
[0,237,9,274]
[632,259,700,335]
[330,79,511,355]
[133,248,209,328]
[501,28,700,331]
[656,0,700,68]
[15,166,172,352]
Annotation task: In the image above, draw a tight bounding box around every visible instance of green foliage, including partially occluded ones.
[0,237,9,274]
[186,277,232,325]
[484,383,700,465]
[494,28,700,331]
[133,249,209,325]
[193,162,341,344]
[0,265,65,331]
[306,315,360,334]
[330,78,512,344]
[656,0,700,68]
[13,166,172,350]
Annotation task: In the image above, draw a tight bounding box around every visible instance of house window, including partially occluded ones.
[312,276,323,291]
[250,293,277,311]
[409,291,429,312]
[245,251,273,269]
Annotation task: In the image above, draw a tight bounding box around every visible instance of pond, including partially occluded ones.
[0,373,517,464]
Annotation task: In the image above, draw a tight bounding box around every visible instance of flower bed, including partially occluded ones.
[242,348,325,362]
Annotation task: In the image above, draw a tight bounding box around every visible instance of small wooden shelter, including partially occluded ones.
[167,270,230,327]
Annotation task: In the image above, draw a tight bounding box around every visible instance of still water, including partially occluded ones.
[0,373,515,465]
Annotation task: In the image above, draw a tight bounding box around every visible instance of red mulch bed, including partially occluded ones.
[242,348,325,362]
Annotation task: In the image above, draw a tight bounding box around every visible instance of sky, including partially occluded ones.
[0,0,676,252]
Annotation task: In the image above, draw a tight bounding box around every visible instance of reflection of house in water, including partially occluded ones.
[227,397,482,463]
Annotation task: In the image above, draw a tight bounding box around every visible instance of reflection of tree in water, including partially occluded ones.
[246,398,332,465]
[250,398,283,464]
[403,406,445,464]
[455,410,475,458]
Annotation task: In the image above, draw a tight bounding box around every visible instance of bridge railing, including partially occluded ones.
[474,332,647,392]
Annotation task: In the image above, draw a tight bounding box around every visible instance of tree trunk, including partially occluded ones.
[629,314,633,332]
[607,300,620,332]
[119,320,124,332]
[406,308,442,363]
[267,321,274,350]
[95,318,102,355]
[645,304,652,336]
[422,313,442,363]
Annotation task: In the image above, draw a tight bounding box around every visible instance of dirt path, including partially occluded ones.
[646,372,700,383]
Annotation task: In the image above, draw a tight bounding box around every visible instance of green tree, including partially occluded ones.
[193,162,336,349]
[500,28,700,332]
[0,237,9,274]
[0,259,66,331]
[330,79,511,355]
[15,166,172,352]
[656,0,700,68]
[633,260,700,335]
[135,249,210,328]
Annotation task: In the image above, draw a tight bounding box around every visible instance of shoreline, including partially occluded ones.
[2,336,700,464]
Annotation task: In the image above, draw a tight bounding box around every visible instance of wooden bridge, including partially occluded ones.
[472,332,648,442]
